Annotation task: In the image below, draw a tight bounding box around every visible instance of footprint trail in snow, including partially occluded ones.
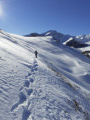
[10,60,38,120]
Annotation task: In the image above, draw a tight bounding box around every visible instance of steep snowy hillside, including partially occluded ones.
[0,30,90,120]
[26,30,90,58]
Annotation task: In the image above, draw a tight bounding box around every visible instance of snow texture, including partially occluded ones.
[0,30,90,120]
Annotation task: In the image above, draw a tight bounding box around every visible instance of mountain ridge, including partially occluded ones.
[25,30,90,57]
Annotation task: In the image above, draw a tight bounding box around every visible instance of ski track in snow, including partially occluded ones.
[10,59,38,120]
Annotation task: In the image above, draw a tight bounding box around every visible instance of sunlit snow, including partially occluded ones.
[0,30,90,120]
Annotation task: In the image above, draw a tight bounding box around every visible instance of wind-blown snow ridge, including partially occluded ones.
[0,30,90,120]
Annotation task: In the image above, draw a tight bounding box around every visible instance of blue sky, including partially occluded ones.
[0,0,90,36]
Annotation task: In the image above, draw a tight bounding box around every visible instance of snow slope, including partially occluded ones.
[0,30,90,120]
[26,30,90,57]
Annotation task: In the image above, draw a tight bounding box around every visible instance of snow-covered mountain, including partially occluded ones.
[25,30,71,43]
[0,29,90,120]
[63,34,90,58]
[27,30,90,57]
